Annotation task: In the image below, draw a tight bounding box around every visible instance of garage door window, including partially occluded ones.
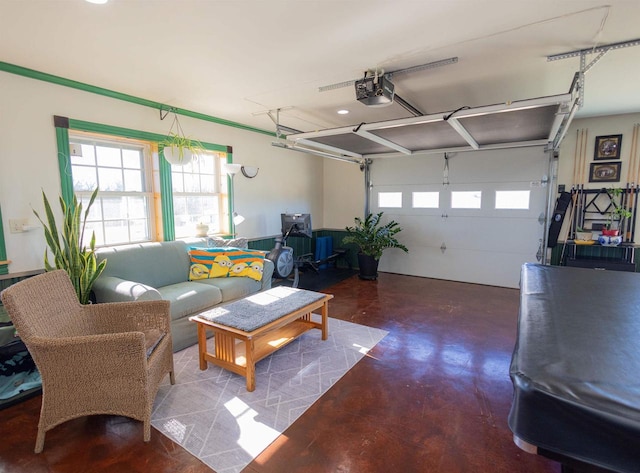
[412,192,439,208]
[451,191,482,209]
[495,190,530,210]
[379,192,402,208]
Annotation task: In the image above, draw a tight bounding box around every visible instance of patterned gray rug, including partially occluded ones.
[151,317,387,473]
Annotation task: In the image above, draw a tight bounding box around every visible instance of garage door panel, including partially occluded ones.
[379,248,533,288]
[371,147,550,287]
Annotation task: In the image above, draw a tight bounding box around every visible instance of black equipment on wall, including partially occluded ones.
[548,191,572,248]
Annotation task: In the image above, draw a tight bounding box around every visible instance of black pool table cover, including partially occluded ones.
[509,263,640,472]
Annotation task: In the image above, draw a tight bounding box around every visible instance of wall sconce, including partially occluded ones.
[241,166,259,178]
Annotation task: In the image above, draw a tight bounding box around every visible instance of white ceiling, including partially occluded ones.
[2,0,639,135]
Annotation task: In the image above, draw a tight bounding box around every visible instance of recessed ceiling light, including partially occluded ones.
[337,109,349,115]
[86,0,108,4]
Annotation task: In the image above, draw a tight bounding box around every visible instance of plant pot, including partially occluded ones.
[357,253,379,280]
[598,234,623,247]
[163,146,194,166]
[601,229,619,236]
[575,231,593,241]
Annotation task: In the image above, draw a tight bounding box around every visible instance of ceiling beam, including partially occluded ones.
[446,118,480,149]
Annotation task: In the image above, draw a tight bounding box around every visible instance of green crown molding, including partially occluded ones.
[1,61,275,138]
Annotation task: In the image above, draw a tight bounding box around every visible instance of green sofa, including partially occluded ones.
[92,238,274,352]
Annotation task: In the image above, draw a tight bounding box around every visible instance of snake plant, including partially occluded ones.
[33,188,106,304]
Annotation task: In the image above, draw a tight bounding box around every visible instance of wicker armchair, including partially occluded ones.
[0,269,175,453]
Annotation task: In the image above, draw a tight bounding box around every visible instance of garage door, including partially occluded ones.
[371,147,550,288]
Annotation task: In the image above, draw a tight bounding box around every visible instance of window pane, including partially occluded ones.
[102,196,126,219]
[496,190,530,209]
[73,166,98,191]
[451,191,482,209]
[122,149,142,169]
[104,220,129,244]
[99,167,124,191]
[86,198,103,221]
[184,173,199,193]
[198,156,215,174]
[96,146,121,167]
[379,192,402,208]
[171,171,185,192]
[123,169,143,192]
[70,144,96,166]
[412,192,439,208]
[129,219,149,242]
[200,174,215,193]
[127,196,148,219]
[83,222,104,247]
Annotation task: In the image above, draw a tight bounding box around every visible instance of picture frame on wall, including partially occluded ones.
[589,162,621,183]
[594,134,622,160]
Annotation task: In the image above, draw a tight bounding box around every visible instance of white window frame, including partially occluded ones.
[171,152,229,238]
[69,132,155,247]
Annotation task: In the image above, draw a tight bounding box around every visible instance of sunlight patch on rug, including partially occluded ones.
[151,317,387,473]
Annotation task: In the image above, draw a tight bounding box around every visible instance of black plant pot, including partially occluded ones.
[357,253,379,280]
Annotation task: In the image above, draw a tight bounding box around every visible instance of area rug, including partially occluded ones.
[151,317,387,473]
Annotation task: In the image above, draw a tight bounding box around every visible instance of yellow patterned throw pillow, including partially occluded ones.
[189,247,266,281]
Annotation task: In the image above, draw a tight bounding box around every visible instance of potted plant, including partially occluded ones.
[575,227,593,242]
[602,188,632,236]
[162,132,203,165]
[343,211,408,280]
[161,113,204,165]
[32,188,107,304]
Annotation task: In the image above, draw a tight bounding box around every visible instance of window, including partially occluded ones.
[70,134,154,246]
[378,192,402,208]
[495,190,530,210]
[172,152,228,238]
[451,191,482,209]
[412,192,439,208]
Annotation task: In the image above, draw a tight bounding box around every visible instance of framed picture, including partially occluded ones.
[589,162,621,182]
[594,134,622,160]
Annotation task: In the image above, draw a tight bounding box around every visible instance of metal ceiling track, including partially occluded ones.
[546,38,640,62]
[318,57,459,92]
[286,84,580,159]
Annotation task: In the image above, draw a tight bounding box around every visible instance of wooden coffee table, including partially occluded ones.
[189,287,333,392]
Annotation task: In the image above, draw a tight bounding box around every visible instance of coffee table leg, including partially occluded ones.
[197,322,207,370]
[321,301,329,340]
[245,339,255,392]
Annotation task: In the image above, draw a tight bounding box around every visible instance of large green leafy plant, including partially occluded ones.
[343,211,408,260]
[33,188,106,304]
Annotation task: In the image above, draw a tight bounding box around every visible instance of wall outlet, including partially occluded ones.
[8,218,28,233]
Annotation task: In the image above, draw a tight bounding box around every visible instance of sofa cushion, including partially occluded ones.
[96,241,190,288]
[194,276,261,302]
[157,282,223,321]
[188,248,266,281]
[206,236,249,248]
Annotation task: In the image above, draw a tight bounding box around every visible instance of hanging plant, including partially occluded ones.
[161,113,204,165]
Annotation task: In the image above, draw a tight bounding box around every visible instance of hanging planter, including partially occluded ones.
[161,112,203,166]
[163,145,194,166]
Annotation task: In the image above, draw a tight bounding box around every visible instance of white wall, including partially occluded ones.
[0,71,329,273]
[322,159,365,229]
